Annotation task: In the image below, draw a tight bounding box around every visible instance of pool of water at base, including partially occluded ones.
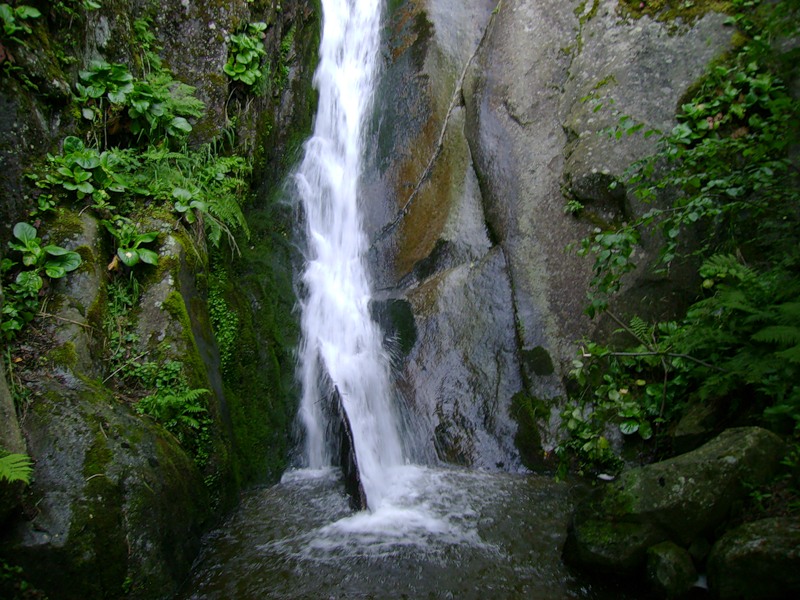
[177,466,639,600]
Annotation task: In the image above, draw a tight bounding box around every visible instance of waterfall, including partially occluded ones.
[294,0,404,510]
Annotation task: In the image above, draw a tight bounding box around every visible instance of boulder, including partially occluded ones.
[707,517,800,599]
[646,541,698,598]
[564,427,785,573]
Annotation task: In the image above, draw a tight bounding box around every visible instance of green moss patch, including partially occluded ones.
[618,0,731,24]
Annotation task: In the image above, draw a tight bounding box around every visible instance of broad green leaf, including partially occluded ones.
[44,264,66,279]
[15,6,41,19]
[170,117,192,133]
[118,248,140,267]
[13,222,37,243]
[136,232,159,244]
[619,420,640,435]
[62,136,84,153]
[137,248,159,265]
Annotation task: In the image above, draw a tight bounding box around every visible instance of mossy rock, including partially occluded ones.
[510,392,549,471]
[1,377,210,600]
[707,517,800,599]
[564,427,785,574]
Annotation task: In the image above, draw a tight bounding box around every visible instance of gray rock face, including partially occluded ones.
[707,517,800,599]
[563,427,785,573]
[9,377,209,600]
[462,0,733,442]
[369,0,734,461]
[402,246,522,469]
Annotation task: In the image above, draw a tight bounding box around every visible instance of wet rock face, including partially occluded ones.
[0,212,216,599]
[563,427,785,581]
[707,517,800,599]
[403,247,523,469]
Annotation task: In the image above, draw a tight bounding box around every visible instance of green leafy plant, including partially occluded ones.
[224,22,267,87]
[125,73,204,142]
[1,223,81,339]
[558,0,800,475]
[0,450,32,484]
[102,217,159,267]
[77,60,134,104]
[7,222,82,286]
[0,4,40,44]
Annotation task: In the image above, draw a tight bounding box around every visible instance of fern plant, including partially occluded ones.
[0,451,33,484]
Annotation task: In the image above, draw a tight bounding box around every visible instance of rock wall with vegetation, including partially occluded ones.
[369,0,798,478]
[369,1,799,596]
[0,0,319,597]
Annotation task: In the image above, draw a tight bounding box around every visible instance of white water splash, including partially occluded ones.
[295,0,404,509]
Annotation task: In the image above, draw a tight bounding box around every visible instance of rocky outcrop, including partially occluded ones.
[707,517,800,599]
[563,427,785,594]
[367,0,734,464]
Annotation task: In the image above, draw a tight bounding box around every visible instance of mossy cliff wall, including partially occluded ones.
[0,0,318,597]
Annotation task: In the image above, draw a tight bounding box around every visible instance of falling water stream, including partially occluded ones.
[294,0,404,510]
[178,2,634,597]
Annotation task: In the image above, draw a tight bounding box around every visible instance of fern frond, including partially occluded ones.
[752,325,800,346]
[180,388,209,403]
[700,253,756,282]
[776,344,800,364]
[0,452,33,484]
[629,316,652,343]
[777,302,800,321]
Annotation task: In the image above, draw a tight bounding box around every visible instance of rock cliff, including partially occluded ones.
[367,0,733,467]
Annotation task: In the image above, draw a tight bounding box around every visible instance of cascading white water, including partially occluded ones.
[295,0,404,510]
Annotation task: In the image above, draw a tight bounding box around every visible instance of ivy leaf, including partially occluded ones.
[619,420,640,435]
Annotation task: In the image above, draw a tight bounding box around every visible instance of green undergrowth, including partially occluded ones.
[559,0,800,487]
[102,273,214,471]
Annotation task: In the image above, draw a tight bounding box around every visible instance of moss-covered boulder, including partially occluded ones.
[646,541,698,598]
[0,377,210,600]
[707,517,800,599]
[564,427,785,574]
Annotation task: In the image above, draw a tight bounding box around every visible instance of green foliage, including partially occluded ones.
[76,60,134,105]
[31,20,249,256]
[560,0,800,475]
[273,24,295,91]
[77,59,204,144]
[102,217,159,268]
[41,136,139,211]
[135,360,209,433]
[103,275,212,466]
[0,3,40,44]
[7,222,82,280]
[0,450,33,484]
[208,265,238,375]
[224,22,267,87]
[1,223,82,339]
[125,73,204,142]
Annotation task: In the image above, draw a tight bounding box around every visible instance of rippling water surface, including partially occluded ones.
[178,467,637,599]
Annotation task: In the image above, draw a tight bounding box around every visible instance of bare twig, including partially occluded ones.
[38,312,96,330]
[102,350,152,384]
